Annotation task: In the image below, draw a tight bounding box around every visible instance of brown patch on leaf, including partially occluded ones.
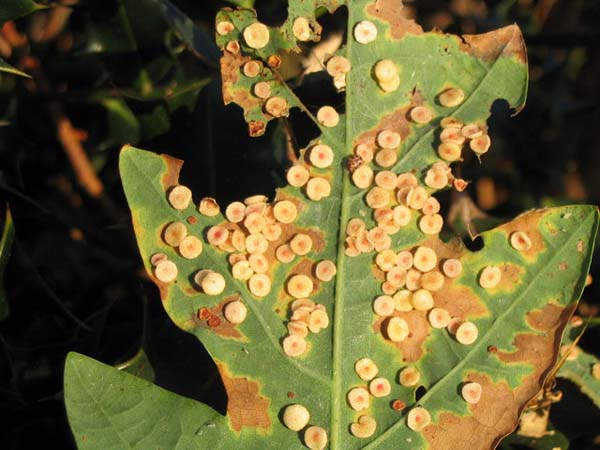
[249,120,266,137]
[207,296,246,340]
[558,262,567,272]
[220,52,261,113]
[216,362,271,433]
[425,304,573,449]
[496,263,523,292]
[434,284,487,320]
[366,0,423,40]
[497,209,546,259]
[460,24,527,65]
[374,310,429,362]
[160,154,183,191]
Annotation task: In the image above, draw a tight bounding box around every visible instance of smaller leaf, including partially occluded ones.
[0,0,46,23]
[0,57,30,78]
[557,331,600,407]
[0,205,15,321]
[102,99,141,147]
[115,348,155,382]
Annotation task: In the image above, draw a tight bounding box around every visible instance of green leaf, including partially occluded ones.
[102,99,141,147]
[115,348,156,382]
[0,57,30,78]
[0,0,46,23]
[556,330,600,407]
[72,1,600,449]
[64,352,229,449]
[0,205,15,321]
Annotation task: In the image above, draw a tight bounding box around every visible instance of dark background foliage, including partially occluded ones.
[0,0,598,449]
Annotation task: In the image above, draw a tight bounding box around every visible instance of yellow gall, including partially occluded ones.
[421,270,445,291]
[228,253,247,266]
[350,415,377,439]
[438,88,465,107]
[230,230,245,252]
[317,106,339,128]
[352,164,374,189]
[193,269,211,288]
[379,75,400,93]
[291,307,311,324]
[309,144,334,169]
[376,249,397,272]
[273,200,298,224]
[216,20,234,36]
[304,426,327,450]
[411,289,434,311]
[374,234,392,252]
[224,300,247,324]
[168,185,192,210]
[201,271,226,296]
[163,221,187,247]
[447,317,462,335]
[386,266,407,287]
[244,194,268,206]
[347,387,370,411]
[374,207,393,224]
[346,218,366,237]
[366,187,391,209]
[422,197,441,216]
[470,134,491,154]
[369,377,391,397]
[406,186,428,210]
[198,197,219,216]
[377,129,401,149]
[326,56,351,77]
[207,225,229,246]
[288,321,309,338]
[244,212,266,234]
[225,201,246,223]
[393,205,412,227]
[287,274,314,298]
[179,235,203,259]
[276,244,295,263]
[397,172,418,189]
[283,404,310,431]
[440,127,466,145]
[292,16,311,41]
[399,367,420,387]
[315,260,336,282]
[253,81,271,99]
[374,60,398,83]
[560,344,580,361]
[373,295,395,316]
[245,233,268,254]
[154,260,178,283]
[306,177,331,201]
[354,144,374,163]
[425,169,449,190]
[248,253,268,273]
[405,269,422,291]
[150,252,168,266]
[410,106,434,124]
[419,214,444,235]
[368,226,387,244]
[291,298,315,312]
[438,142,462,162]
[283,334,307,357]
[479,266,501,289]
[248,273,271,297]
[442,258,462,278]
[243,22,270,49]
[290,233,313,255]
[461,123,483,139]
[355,358,379,381]
[396,251,413,271]
[454,178,469,192]
[287,165,310,187]
[355,231,374,253]
[265,96,289,118]
[242,60,261,78]
[374,148,397,168]
[407,407,431,432]
[309,309,329,333]
[441,117,464,129]
[510,231,532,251]
[461,382,482,404]
[262,223,282,242]
[232,260,253,281]
[225,40,240,54]
[375,170,398,191]
[413,246,438,272]
[456,321,479,345]
[592,363,600,380]
[393,290,413,311]
[428,307,451,328]
[354,20,378,44]
[386,316,410,342]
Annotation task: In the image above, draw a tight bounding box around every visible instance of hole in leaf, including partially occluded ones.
[415,385,427,402]
[254,0,289,27]
[463,235,484,252]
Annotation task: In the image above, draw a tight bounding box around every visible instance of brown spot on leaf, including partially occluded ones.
[374,310,429,362]
[216,362,271,433]
[497,209,546,259]
[496,263,523,292]
[460,24,527,65]
[160,154,183,191]
[221,52,261,113]
[249,120,266,137]
[366,0,423,40]
[577,240,584,253]
[196,296,247,340]
[558,262,567,272]
[434,284,487,320]
[187,216,198,225]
